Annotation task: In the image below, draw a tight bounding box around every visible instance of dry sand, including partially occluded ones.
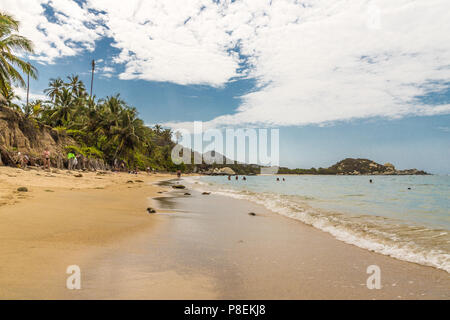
[0,166,211,299]
[0,167,448,299]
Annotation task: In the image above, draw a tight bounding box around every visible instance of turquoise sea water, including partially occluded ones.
[187,175,450,272]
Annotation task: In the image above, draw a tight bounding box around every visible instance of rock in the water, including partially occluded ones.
[248,212,256,216]
[147,207,156,214]
[172,185,186,189]
[17,187,28,192]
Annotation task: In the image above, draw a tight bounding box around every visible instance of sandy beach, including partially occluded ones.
[0,167,448,299]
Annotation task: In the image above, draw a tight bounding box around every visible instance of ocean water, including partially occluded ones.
[186,175,450,273]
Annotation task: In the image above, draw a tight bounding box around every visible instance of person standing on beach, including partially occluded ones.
[15,152,25,168]
[177,170,181,178]
[23,154,29,168]
[43,148,50,169]
[67,151,76,170]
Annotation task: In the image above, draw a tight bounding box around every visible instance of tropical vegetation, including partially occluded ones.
[0,11,182,171]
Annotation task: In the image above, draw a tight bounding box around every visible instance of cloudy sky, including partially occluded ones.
[2,0,449,172]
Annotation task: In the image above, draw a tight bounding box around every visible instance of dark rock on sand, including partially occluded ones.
[17,187,28,192]
[184,192,191,195]
[202,192,211,195]
[147,207,156,214]
[135,180,144,183]
[74,174,83,178]
[127,180,134,183]
[248,212,256,216]
[172,185,186,189]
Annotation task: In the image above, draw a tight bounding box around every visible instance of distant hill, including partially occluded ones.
[277,158,428,175]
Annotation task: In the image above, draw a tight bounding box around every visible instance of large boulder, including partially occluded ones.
[383,162,395,169]
[219,167,235,175]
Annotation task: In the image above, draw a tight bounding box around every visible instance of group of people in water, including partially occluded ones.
[227,175,247,181]
[227,175,286,182]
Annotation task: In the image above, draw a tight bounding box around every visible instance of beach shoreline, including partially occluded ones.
[0,167,448,299]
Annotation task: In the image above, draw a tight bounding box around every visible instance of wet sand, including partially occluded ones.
[0,169,448,299]
[146,185,450,299]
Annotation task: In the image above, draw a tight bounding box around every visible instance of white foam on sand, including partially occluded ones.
[184,176,450,273]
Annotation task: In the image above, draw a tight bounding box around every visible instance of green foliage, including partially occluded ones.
[81,146,103,158]
[33,74,178,170]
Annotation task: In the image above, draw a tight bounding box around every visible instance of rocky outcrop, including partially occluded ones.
[0,106,75,167]
[329,158,427,175]
[0,106,109,170]
[204,167,236,175]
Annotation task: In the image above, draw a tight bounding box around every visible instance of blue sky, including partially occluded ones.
[4,0,450,173]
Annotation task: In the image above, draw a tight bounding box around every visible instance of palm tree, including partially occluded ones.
[66,74,86,98]
[50,87,76,126]
[0,12,37,96]
[111,108,144,160]
[154,124,162,134]
[0,82,20,110]
[23,99,42,119]
[44,78,64,102]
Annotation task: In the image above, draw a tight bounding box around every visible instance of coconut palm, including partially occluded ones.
[66,74,86,98]
[0,12,37,95]
[153,124,162,134]
[0,82,20,110]
[50,87,77,126]
[111,108,144,160]
[44,78,64,102]
[23,99,42,119]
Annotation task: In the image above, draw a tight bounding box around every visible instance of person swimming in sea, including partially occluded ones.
[276,177,280,181]
[236,176,239,180]
[228,175,231,181]
[282,178,285,181]
[243,176,246,181]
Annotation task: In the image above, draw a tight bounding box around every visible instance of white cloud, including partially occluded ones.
[86,0,243,87]
[161,0,450,128]
[13,86,47,103]
[0,0,105,63]
[2,0,450,127]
